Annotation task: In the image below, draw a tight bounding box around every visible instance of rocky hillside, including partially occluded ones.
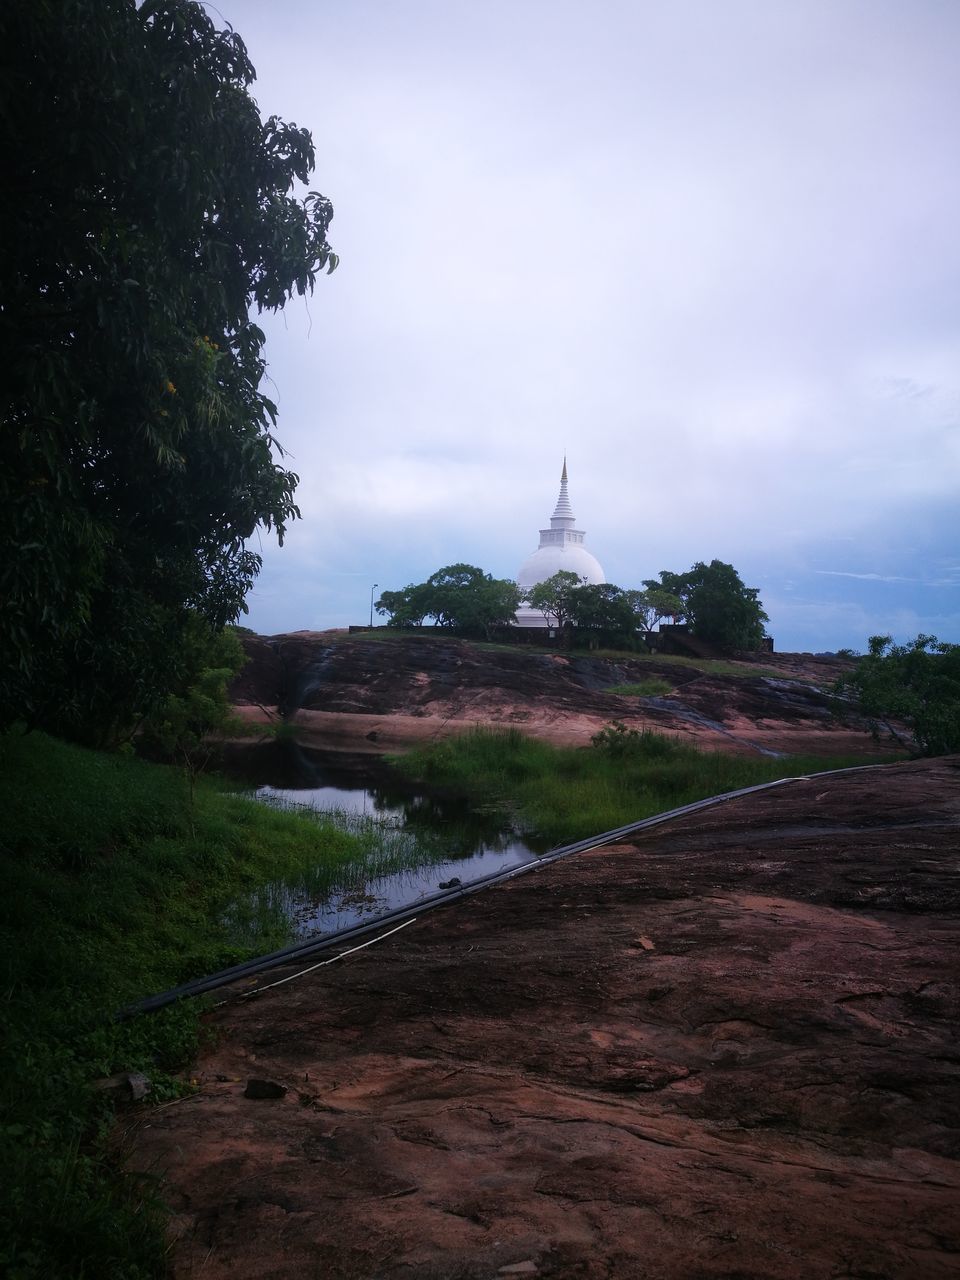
[231,631,889,758]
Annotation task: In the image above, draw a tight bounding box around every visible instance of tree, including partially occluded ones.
[375,585,433,628]
[0,0,336,742]
[427,564,522,636]
[525,571,584,628]
[838,634,960,756]
[567,583,638,645]
[644,561,768,652]
[425,564,492,628]
[625,588,684,633]
[138,619,246,801]
[377,565,521,638]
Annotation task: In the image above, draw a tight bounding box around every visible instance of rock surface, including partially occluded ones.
[126,756,960,1279]
[230,632,888,756]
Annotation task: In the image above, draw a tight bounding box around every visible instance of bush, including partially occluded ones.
[838,634,960,756]
[590,720,676,759]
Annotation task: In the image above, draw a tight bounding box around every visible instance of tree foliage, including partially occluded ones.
[645,560,768,652]
[628,587,684,632]
[566,583,638,644]
[138,620,246,798]
[525,575,684,645]
[524,571,584,628]
[373,585,434,629]
[376,565,522,638]
[376,558,766,654]
[0,0,336,741]
[838,634,960,756]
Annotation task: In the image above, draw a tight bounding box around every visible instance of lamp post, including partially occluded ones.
[369,583,378,629]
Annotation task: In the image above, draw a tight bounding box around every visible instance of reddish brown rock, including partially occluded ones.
[229,632,890,756]
[126,757,960,1279]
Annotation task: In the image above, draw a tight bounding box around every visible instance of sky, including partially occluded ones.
[216,0,959,653]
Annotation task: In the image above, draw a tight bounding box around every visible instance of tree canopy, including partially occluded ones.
[645,560,768,652]
[524,571,584,629]
[838,634,960,756]
[565,583,637,644]
[628,587,684,633]
[0,0,336,741]
[376,565,521,638]
[376,560,767,653]
[524,573,683,646]
[373,584,435,630]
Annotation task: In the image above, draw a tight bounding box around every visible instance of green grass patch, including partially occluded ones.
[605,678,674,698]
[0,729,429,1278]
[395,724,878,847]
[359,630,805,682]
[588,649,796,679]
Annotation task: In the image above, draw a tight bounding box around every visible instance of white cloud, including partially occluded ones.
[815,571,921,583]
[216,0,960,651]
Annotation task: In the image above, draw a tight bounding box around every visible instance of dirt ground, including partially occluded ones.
[126,756,960,1279]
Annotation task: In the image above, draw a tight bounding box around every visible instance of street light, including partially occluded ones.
[369,583,378,629]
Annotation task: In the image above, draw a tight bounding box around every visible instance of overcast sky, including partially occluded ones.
[217,0,958,653]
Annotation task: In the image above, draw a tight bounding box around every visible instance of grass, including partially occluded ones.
[605,678,674,698]
[395,724,879,847]
[578,648,813,681]
[0,729,438,1278]
[225,798,488,942]
[353,628,809,683]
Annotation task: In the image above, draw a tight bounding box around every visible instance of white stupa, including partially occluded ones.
[515,459,606,627]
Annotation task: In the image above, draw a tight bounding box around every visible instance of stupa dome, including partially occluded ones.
[517,543,605,590]
[515,460,605,626]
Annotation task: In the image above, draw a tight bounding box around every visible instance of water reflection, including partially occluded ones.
[213,738,548,940]
[256,843,539,939]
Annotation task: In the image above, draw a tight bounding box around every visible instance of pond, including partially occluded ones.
[213,739,549,940]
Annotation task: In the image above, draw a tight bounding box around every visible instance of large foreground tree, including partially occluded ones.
[0,0,336,741]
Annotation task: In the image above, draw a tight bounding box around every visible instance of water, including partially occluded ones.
[255,841,540,938]
[214,739,548,939]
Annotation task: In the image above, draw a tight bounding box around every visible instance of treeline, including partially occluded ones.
[376,558,769,652]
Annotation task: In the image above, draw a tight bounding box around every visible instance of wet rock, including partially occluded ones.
[93,1071,152,1102]
[243,1079,287,1100]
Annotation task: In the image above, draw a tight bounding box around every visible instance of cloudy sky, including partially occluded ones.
[217,0,958,653]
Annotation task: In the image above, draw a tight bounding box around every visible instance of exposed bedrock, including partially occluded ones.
[229,632,885,756]
[128,756,960,1279]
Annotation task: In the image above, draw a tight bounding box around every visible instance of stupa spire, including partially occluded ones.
[551,457,575,525]
[514,456,606,625]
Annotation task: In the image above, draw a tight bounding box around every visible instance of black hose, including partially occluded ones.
[119,761,883,1019]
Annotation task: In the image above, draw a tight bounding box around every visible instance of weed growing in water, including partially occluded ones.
[222,797,466,943]
[396,724,877,845]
